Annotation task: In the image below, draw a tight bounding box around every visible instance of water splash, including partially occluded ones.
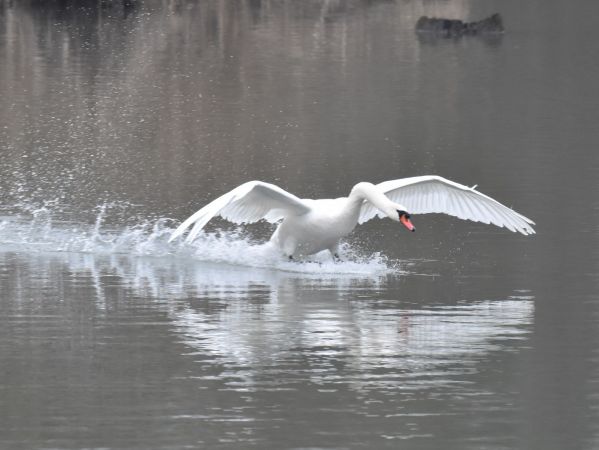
[0,202,394,276]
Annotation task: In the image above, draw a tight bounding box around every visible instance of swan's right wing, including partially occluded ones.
[359,176,536,235]
[169,181,311,243]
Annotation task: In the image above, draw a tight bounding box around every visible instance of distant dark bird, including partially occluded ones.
[416,13,504,37]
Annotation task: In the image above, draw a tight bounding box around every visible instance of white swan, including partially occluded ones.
[169,176,535,258]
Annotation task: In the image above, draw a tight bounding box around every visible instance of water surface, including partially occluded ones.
[1,0,598,449]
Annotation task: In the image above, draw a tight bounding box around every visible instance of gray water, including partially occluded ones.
[1,1,598,449]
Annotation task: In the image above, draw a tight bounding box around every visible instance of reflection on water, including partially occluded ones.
[176,296,533,390]
[0,248,534,448]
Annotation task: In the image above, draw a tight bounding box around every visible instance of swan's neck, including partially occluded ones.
[349,182,400,218]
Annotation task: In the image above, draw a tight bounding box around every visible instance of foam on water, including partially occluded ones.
[0,202,396,276]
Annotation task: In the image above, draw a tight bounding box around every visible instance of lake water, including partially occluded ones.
[1,1,598,449]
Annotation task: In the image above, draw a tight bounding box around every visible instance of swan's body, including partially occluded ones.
[269,196,363,257]
[169,176,535,258]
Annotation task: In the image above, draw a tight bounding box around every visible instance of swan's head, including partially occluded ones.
[395,209,416,232]
[350,182,416,232]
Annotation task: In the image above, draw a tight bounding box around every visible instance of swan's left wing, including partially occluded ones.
[169,181,311,243]
[359,175,536,235]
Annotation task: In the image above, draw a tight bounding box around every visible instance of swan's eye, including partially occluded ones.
[397,210,410,219]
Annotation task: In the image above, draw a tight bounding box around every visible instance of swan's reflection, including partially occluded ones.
[0,250,533,392]
[172,294,533,391]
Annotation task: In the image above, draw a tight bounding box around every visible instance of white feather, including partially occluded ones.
[358,175,535,235]
[168,181,311,243]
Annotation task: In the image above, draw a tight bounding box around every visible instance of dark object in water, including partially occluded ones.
[415,13,504,37]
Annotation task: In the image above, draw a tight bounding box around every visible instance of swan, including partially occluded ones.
[168,176,535,259]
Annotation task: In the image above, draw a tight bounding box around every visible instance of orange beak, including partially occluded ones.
[400,214,416,232]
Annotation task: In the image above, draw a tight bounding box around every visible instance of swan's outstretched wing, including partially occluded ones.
[169,181,311,243]
[359,176,536,235]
